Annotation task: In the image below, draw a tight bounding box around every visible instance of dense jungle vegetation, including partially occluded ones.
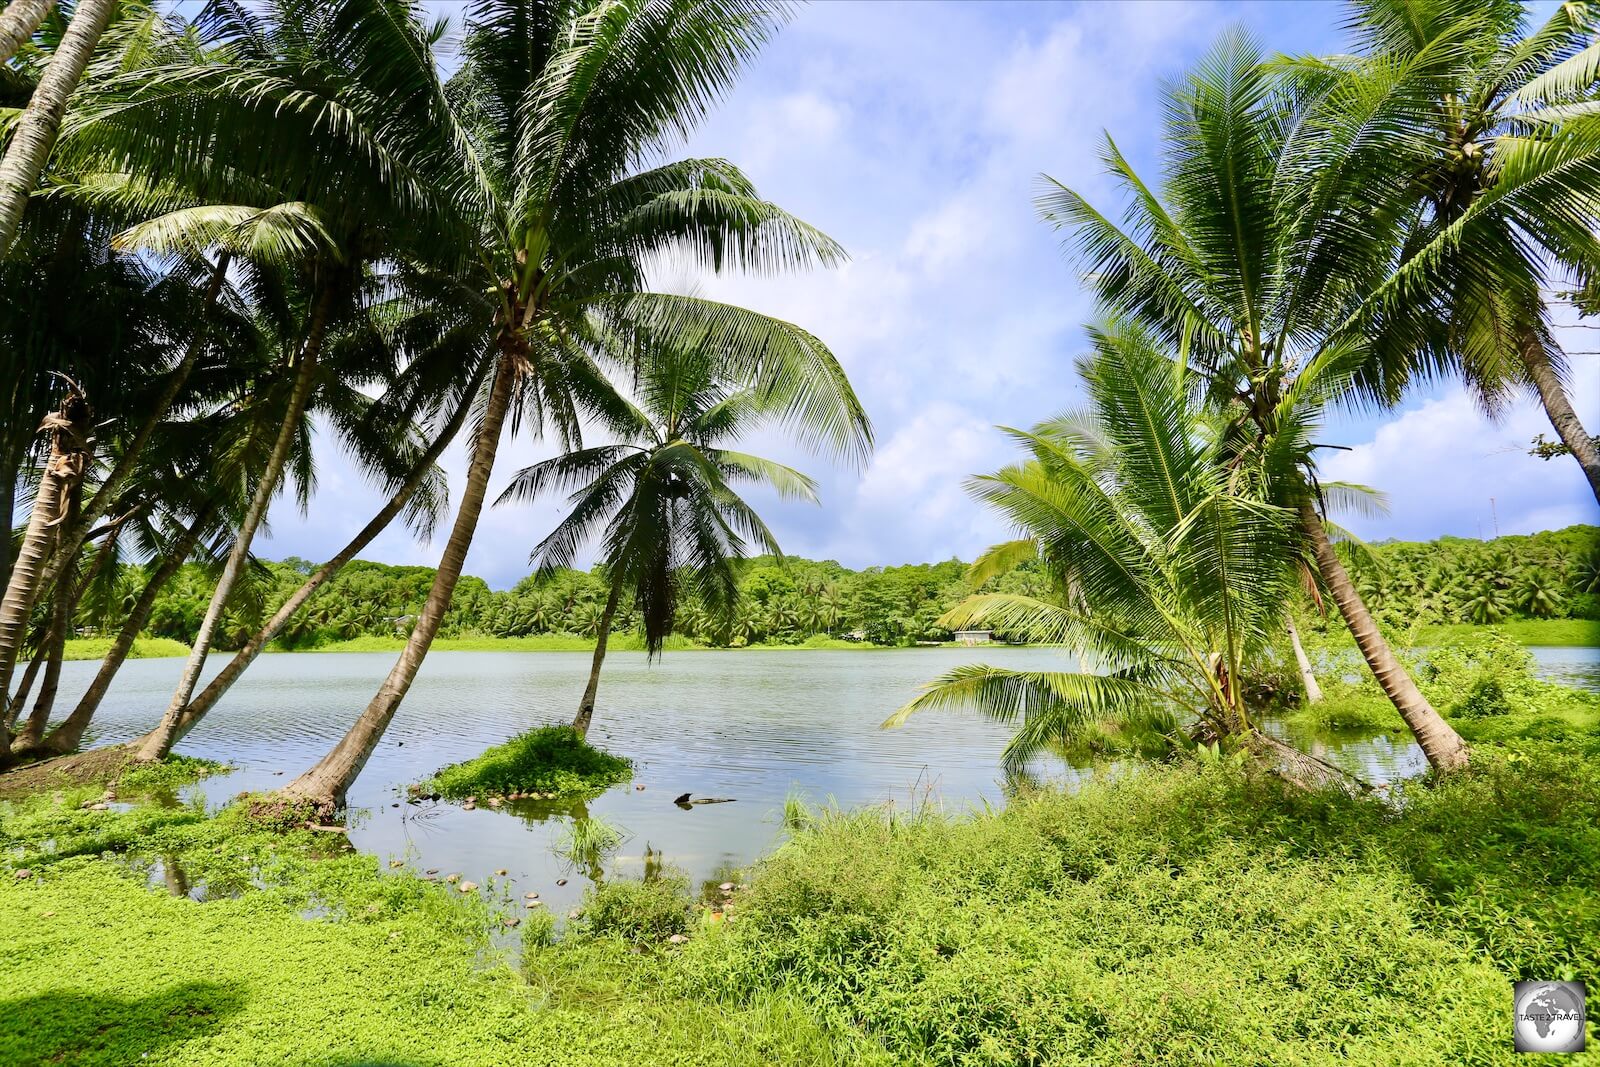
[73,524,1600,653]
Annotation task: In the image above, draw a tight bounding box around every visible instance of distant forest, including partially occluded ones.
[72,525,1600,651]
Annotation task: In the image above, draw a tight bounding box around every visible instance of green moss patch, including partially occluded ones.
[420,725,633,802]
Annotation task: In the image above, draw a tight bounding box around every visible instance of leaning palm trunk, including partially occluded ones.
[162,372,481,740]
[138,314,325,763]
[1285,617,1323,704]
[12,556,72,752]
[1522,342,1600,504]
[37,254,230,595]
[0,391,92,763]
[0,0,51,66]
[0,0,115,252]
[43,512,208,755]
[284,352,516,807]
[1300,503,1467,772]
[5,643,47,731]
[573,581,623,737]
[13,514,121,753]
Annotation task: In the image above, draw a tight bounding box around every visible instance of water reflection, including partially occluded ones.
[47,644,1597,920]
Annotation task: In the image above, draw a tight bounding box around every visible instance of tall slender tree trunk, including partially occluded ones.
[0,0,53,65]
[138,300,328,763]
[1285,617,1323,704]
[5,643,47,730]
[1300,503,1468,772]
[0,391,92,765]
[13,511,120,753]
[37,253,230,595]
[161,365,484,741]
[573,581,623,737]
[284,352,516,807]
[0,0,115,253]
[13,554,71,752]
[43,512,208,755]
[1523,342,1600,504]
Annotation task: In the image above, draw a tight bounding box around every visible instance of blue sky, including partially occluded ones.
[254,0,1599,589]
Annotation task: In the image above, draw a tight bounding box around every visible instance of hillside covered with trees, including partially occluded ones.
[76,525,1600,653]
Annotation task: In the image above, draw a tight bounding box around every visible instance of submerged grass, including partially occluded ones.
[422,725,633,801]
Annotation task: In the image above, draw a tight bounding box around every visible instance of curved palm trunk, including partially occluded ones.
[0,0,115,252]
[573,581,623,737]
[1300,503,1467,772]
[38,254,230,595]
[0,0,52,65]
[0,393,92,765]
[284,352,516,807]
[1523,342,1600,504]
[1285,617,1323,704]
[164,371,482,739]
[43,513,207,755]
[138,308,326,763]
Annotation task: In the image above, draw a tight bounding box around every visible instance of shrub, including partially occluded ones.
[423,725,632,800]
[572,872,693,943]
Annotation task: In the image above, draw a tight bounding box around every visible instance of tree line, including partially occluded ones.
[38,523,1597,659]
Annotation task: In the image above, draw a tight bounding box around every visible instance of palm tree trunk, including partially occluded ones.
[1285,617,1323,704]
[13,512,121,753]
[1523,342,1600,504]
[1300,503,1467,772]
[170,367,483,737]
[573,580,623,737]
[0,0,52,65]
[44,513,208,755]
[0,0,115,252]
[13,562,70,752]
[37,253,230,595]
[5,643,47,731]
[283,352,516,807]
[0,391,92,764]
[137,302,327,763]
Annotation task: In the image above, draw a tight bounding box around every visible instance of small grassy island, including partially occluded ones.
[421,726,634,802]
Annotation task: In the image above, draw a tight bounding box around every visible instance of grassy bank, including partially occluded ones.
[5,714,1598,1064]
[1414,618,1600,647]
[62,637,191,661]
[422,726,633,801]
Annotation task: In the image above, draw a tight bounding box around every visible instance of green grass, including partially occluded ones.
[62,636,190,660]
[5,725,1598,1064]
[1415,618,1600,647]
[421,725,633,801]
[1,785,861,1066]
[525,737,1600,1065]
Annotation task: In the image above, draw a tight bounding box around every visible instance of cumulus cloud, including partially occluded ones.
[251,1,1599,588]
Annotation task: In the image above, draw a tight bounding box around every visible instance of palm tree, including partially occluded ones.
[889,326,1349,788]
[500,345,836,736]
[1036,32,1468,771]
[280,0,869,807]
[1289,0,1600,501]
[0,0,116,251]
[0,0,52,65]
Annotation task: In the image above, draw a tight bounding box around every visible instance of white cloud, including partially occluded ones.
[1324,373,1600,542]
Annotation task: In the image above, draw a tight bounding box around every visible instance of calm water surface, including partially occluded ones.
[52,644,1599,917]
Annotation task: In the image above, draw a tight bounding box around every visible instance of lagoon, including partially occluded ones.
[53,644,1600,918]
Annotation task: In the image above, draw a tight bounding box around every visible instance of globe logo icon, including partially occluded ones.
[1514,981,1586,1053]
